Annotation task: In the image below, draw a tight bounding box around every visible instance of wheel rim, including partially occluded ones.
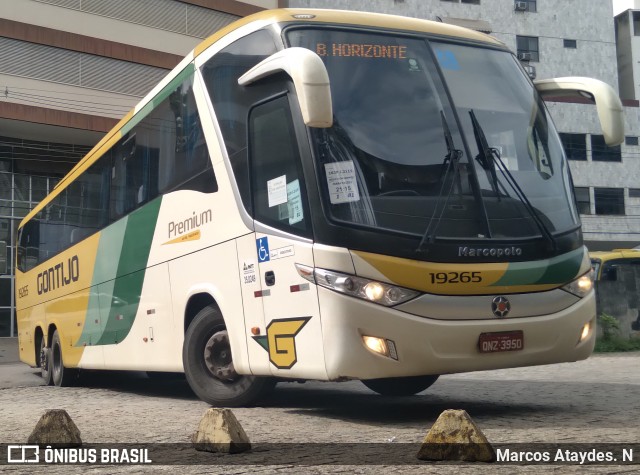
[40,341,48,372]
[203,330,239,382]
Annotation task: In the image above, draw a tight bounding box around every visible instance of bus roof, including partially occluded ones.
[194,8,503,57]
[19,8,503,229]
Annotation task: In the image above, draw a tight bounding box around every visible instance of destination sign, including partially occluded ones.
[316,42,408,59]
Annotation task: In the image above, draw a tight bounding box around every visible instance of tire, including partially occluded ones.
[361,375,439,396]
[39,335,53,386]
[51,330,78,387]
[183,305,275,407]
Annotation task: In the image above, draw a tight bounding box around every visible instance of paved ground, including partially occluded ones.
[0,353,638,474]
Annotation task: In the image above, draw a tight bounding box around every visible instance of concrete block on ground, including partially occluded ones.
[27,409,82,447]
[417,409,495,462]
[192,408,251,454]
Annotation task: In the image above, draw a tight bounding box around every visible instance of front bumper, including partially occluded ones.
[318,287,596,380]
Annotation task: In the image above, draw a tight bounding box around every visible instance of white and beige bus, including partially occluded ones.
[16,9,623,406]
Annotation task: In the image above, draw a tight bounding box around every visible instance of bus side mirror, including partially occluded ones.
[238,47,333,128]
[534,77,624,146]
[0,241,6,275]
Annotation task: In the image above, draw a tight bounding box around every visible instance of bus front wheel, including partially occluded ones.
[361,375,439,396]
[51,330,78,387]
[183,305,274,407]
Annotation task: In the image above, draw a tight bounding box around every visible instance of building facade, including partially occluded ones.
[0,0,279,337]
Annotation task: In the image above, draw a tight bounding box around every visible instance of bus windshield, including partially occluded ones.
[287,28,579,243]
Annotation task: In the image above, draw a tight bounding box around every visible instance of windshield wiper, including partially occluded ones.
[417,112,463,252]
[469,111,502,200]
[469,110,557,251]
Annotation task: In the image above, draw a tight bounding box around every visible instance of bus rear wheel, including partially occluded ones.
[51,330,78,387]
[361,375,439,396]
[183,305,274,407]
[39,335,52,386]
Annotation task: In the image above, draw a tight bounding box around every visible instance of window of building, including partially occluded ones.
[515,0,536,12]
[574,187,591,215]
[594,188,625,215]
[563,39,577,49]
[516,36,539,62]
[591,134,622,162]
[559,133,587,161]
[629,188,640,198]
[461,0,480,4]
[625,136,639,146]
[634,11,640,36]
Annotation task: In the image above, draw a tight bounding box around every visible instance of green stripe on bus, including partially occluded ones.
[96,197,163,345]
[76,219,128,346]
[491,247,584,287]
[534,247,584,285]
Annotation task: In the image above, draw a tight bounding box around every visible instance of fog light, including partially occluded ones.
[579,321,592,343]
[363,336,389,357]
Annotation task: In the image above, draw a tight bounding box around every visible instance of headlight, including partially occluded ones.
[295,264,420,307]
[561,270,594,298]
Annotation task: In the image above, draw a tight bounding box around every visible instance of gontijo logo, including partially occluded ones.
[253,317,311,369]
[37,255,80,295]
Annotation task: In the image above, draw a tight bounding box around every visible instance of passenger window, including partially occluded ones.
[248,95,311,237]
[110,133,141,220]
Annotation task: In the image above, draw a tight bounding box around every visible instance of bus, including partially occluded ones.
[16,9,624,406]
[590,249,640,281]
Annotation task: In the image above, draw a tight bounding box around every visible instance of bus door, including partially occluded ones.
[243,93,327,380]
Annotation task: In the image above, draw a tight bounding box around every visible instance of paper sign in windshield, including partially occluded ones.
[268,175,287,208]
[287,179,304,225]
[325,161,360,204]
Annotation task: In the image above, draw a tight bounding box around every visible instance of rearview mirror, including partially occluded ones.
[238,47,333,128]
[534,77,624,146]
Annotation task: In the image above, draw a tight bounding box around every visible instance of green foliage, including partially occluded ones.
[594,313,640,352]
[594,336,640,353]
[598,313,619,341]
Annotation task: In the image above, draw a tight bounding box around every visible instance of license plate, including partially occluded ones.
[478,331,524,353]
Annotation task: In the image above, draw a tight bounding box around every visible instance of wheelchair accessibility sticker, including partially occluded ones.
[256,237,270,262]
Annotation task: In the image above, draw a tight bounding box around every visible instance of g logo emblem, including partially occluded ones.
[253,317,310,369]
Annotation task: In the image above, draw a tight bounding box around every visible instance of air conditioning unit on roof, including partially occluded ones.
[518,52,532,61]
[514,1,528,11]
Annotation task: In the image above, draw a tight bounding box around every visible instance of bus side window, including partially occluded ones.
[110,133,147,220]
[248,95,311,237]
[201,28,279,215]
[600,264,618,281]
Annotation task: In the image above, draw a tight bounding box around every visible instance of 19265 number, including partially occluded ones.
[429,271,482,284]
